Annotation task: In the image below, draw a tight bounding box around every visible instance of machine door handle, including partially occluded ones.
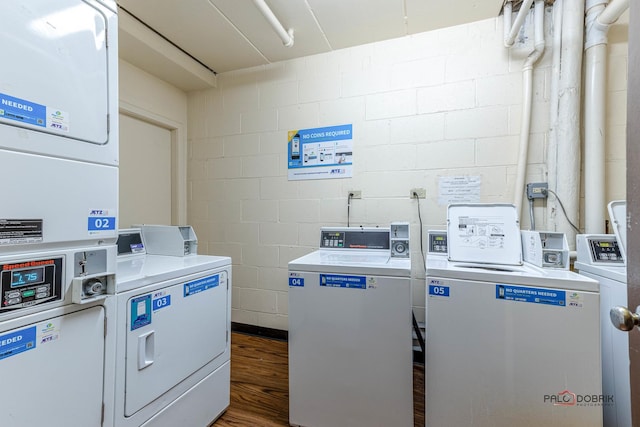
[138,330,155,370]
[610,306,640,331]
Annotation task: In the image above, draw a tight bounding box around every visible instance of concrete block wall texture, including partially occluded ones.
[186,13,628,330]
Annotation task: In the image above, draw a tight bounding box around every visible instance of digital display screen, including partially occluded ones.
[598,242,611,248]
[435,236,444,241]
[11,267,45,288]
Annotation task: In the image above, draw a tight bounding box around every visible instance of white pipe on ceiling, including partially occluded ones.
[252,0,294,47]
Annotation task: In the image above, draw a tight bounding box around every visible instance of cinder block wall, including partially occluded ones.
[187,13,628,330]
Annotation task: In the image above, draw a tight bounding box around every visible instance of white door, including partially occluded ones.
[617,2,639,424]
[119,113,172,228]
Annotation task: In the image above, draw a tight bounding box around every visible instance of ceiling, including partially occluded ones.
[117,0,503,91]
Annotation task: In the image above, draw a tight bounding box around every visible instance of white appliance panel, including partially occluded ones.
[288,270,413,427]
[1,150,118,249]
[0,305,105,427]
[426,276,602,426]
[124,269,229,416]
[140,361,230,427]
[580,269,631,427]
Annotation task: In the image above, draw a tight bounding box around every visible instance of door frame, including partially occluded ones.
[626,1,639,423]
[119,100,187,225]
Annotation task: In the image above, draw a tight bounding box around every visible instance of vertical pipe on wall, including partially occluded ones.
[547,0,563,232]
[514,0,546,217]
[584,0,630,233]
[548,0,584,248]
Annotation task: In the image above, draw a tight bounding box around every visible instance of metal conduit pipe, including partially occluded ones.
[514,0,546,218]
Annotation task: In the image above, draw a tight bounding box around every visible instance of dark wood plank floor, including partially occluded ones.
[212,332,425,426]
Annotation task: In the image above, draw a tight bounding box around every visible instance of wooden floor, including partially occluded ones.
[212,332,425,427]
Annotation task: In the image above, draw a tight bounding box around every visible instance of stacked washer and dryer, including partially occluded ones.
[576,201,630,427]
[425,204,603,427]
[0,1,119,426]
[0,3,231,427]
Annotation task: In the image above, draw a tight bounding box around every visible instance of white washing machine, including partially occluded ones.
[288,226,413,427]
[426,204,602,427]
[114,229,232,427]
[575,201,629,427]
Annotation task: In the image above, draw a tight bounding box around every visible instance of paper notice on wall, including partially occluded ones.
[438,176,481,205]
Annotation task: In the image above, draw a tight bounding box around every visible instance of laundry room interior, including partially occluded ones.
[1,0,639,426]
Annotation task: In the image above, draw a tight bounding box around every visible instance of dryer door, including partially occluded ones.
[0,0,117,163]
[124,269,229,416]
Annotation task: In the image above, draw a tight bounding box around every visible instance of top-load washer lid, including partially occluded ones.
[289,250,411,277]
[608,200,627,263]
[427,260,599,292]
[447,203,523,266]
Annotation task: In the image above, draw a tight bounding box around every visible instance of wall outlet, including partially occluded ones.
[348,190,361,199]
[410,188,426,199]
[526,182,548,199]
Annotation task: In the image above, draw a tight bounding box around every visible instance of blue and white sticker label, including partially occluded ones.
[320,274,367,289]
[184,274,219,297]
[289,277,304,287]
[0,93,69,132]
[496,284,566,307]
[429,280,450,297]
[131,295,152,330]
[0,93,46,128]
[0,326,37,361]
[88,209,116,235]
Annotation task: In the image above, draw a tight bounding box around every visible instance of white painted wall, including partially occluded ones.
[186,14,628,330]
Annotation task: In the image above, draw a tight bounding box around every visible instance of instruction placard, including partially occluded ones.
[438,176,481,205]
[287,124,353,180]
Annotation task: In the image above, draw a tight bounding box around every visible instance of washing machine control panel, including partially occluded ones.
[589,238,624,263]
[1,257,63,311]
[428,232,448,255]
[320,229,390,250]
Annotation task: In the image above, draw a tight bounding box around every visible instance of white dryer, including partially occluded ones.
[426,204,602,427]
[113,229,231,427]
[575,201,629,427]
[288,226,413,427]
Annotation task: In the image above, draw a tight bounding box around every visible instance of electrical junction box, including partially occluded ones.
[521,230,569,269]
